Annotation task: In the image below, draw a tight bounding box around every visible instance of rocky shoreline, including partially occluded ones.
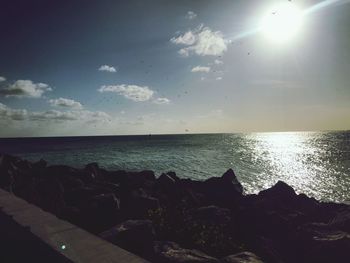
[0,154,349,263]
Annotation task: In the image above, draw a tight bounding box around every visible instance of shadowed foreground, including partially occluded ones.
[0,154,349,263]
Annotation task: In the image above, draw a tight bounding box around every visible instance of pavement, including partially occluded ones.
[0,189,149,263]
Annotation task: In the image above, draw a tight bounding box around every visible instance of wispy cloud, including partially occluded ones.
[98,84,154,102]
[171,25,227,57]
[191,66,211,73]
[0,103,28,120]
[0,80,52,98]
[0,102,109,122]
[49,97,83,109]
[186,11,197,20]
[153,97,170,104]
[214,59,223,65]
[0,76,6,82]
[98,65,117,73]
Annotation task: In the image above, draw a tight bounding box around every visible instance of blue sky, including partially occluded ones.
[0,0,350,137]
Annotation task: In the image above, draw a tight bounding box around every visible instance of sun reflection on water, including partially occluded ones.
[241,132,347,201]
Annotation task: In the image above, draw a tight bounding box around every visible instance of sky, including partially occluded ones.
[0,0,350,137]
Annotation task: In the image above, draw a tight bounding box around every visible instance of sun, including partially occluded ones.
[260,2,304,44]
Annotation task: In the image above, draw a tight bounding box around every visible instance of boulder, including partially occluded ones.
[328,207,350,232]
[85,162,102,180]
[153,241,219,263]
[298,223,350,263]
[100,220,156,257]
[121,189,160,218]
[188,206,231,225]
[221,252,264,263]
[258,181,296,201]
[200,170,243,207]
[222,169,243,194]
[167,171,180,182]
[32,159,47,170]
[158,173,176,187]
[64,186,106,208]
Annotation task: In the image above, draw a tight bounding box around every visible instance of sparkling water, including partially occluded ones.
[1,131,349,202]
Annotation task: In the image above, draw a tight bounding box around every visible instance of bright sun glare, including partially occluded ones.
[260,2,304,44]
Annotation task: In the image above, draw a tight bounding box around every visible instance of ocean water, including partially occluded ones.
[0,131,349,202]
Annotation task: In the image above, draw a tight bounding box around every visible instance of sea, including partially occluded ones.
[0,131,349,203]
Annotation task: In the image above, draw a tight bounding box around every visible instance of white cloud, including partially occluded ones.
[0,103,28,120]
[98,84,154,102]
[170,31,196,45]
[98,65,117,73]
[0,102,109,123]
[49,97,83,109]
[0,76,6,82]
[171,25,228,57]
[186,11,197,20]
[191,66,211,73]
[31,109,110,122]
[216,76,223,80]
[214,59,223,65]
[0,80,52,98]
[153,97,170,104]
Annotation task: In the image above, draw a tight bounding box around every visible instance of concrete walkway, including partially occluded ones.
[0,189,149,263]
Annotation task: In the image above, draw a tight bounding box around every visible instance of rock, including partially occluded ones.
[201,170,243,207]
[59,175,85,191]
[140,170,156,181]
[158,173,176,187]
[100,220,155,257]
[32,159,47,170]
[85,162,101,180]
[221,252,264,263]
[258,181,296,201]
[31,177,66,215]
[167,171,180,182]
[297,223,350,263]
[188,206,231,225]
[329,207,350,232]
[107,170,156,191]
[153,241,219,263]
[82,192,121,233]
[64,186,106,208]
[222,169,243,194]
[88,193,120,211]
[122,189,160,218]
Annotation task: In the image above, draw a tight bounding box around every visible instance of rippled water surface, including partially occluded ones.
[1,131,349,202]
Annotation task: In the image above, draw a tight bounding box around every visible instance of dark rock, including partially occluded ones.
[201,170,243,207]
[122,189,160,218]
[100,219,155,257]
[158,173,176,187]
[328,207,350,232]
[1,154,350,263]
[31,177,66,215]
[258,181,296,201]
[167,171,180,182]
[153,241,219,263]
[85,162,102,180]
[59,175,85,191]
[221,252,264,263]
[88,192,120,211]
[298,222,350,263]
[32,159,47,170]
[188,206,231,225]
[222,169,243,194]
[64,186,106,208]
